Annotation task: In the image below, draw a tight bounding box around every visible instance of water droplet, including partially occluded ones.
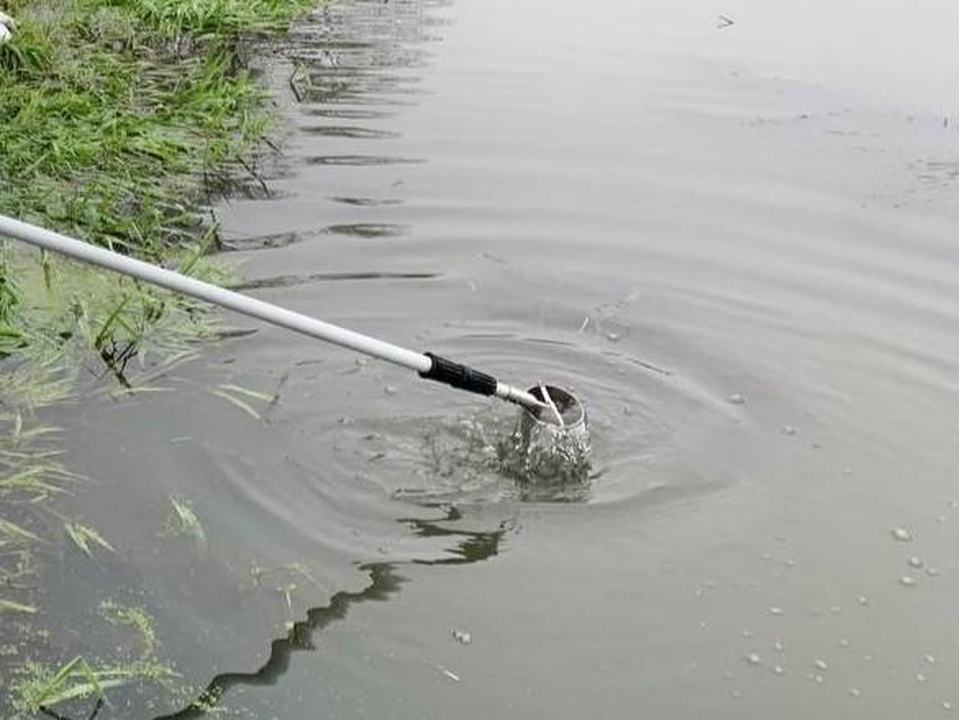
[839,639,851,648]
[891,527,913,542]
[781,425,798,436]
[605,332,621,342]
[925,566,941,577]
[814,659,828,671]
[452,629,472,645]
[774,641,785,653]
[908,556,924,569]
[813,674,825,684]
[745,653,762,667]
[899,575,918,587]
[850,688,862,698]
[784,558,797,568]
[829,605,842,614]
[769,606,785,616]
[924,654,936,664]
[857,596,868,606]
[741,629,755,638]
[384,385,398,395]
[942,701,954,711]
[728,393,746,405]
[731,689,743,700]
[916,673,927,683]
[773,665,786,675]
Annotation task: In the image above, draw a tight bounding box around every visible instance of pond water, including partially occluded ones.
[51,0,956,717]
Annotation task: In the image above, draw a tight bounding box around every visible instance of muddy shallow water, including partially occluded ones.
[51,0,956,717]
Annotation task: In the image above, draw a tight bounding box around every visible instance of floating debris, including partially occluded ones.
[451,629,472,645]
[899,575,918,587]
[891,527,913,542]
[438,666,460,682]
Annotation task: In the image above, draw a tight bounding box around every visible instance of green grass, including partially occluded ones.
[0,0,316,714]
[0,0,310,254]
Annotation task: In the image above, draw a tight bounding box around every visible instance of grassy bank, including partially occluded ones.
[0,0,313,715]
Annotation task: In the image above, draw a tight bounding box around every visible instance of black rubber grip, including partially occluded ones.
[419,352,498,396]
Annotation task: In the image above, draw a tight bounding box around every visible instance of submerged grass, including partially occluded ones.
[0,0,315,715]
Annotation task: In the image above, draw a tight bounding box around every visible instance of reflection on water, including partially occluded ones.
[157,509,504,718]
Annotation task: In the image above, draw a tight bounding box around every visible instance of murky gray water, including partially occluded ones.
[53,0,956,717]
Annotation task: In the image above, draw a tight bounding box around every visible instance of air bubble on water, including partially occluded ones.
[899,575,918,587]
[784,558,796,568]
[774,641,785,653]
[813,659,828,671]
[925,566,940,577]
[605,332,621,342]
[857,596,868,606]
[773,665,786,676]
[728,393,746,405]
[891,527,913,542]
[924,654,936,664]
[745,653,762,667]
[916,673,927,683]
[908,556,924,569]
[769,607,785,616]
[811,674,825,684]
[781,425,798,436]
[850,688,862,698]
[839,639,851,648]
[942,701,954,711]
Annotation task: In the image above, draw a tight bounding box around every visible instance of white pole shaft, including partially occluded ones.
[0,214,431,371]
[0,214,548,411]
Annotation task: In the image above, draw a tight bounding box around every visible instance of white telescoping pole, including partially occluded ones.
[0,214,546,411]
